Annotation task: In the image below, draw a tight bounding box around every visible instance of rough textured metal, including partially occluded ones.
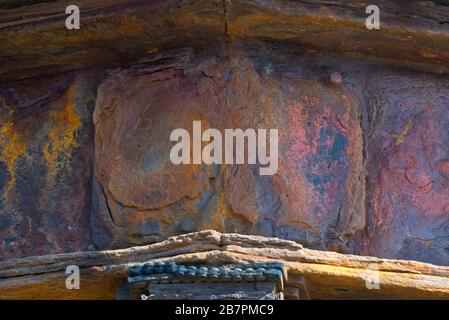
[128,262,285,284]
[0,230,448,300]
[119,261,287,300]
[1,0,449,268]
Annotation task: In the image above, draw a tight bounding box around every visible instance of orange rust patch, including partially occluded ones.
[0,120,29,193]
[420,49,438,59]
[200,185,226,233]
[43,88,82,189]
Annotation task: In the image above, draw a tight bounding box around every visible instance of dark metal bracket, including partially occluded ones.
[117,261,290,300]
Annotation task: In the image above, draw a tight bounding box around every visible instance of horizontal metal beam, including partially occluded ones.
[1,0,449,80]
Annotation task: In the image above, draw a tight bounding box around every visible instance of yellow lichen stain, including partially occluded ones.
[117,18,146,35]
[395,120,414,146]
[0,120,29,193]
[43,88,82,189]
